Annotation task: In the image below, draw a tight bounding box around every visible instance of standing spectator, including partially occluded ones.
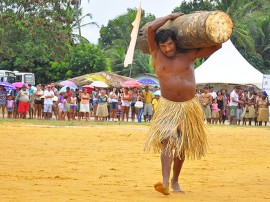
[200,86,212,124]
[75,89,81,118]
[236,89,244,125]
[6,95,14,118]
[256,91,269,126]
[211,99,219,124]
[130,87,138,122]
[33,85,44,119]
[221,89,228,122]
[142,85,155,122]
[70,93,77,120]
[16,84,30,119]
[0,85,7,118]
[117,99,122,122]
[136,90,144,123]
[121,87,132,122]
[12,87,20,119]
[241,90,248,125]
[65,87,73,121]
[58,92,64,120]
[209,86,217,100]
[79,88,90,121]
[43,85,54,120]
[109,87,119,122]
[51,82,58,96]
[216,91,224,124]
[152,94,160,115]
[96,90,109,122]
[245,90,256,126]
[62,96,68,120]
[92,88,99,120]
[229,86,243,125]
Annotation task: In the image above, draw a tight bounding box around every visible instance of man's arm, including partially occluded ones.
[193,44,222,59]
[148,13,184,54]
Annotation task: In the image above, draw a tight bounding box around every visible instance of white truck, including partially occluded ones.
[13,71,35,85]
[0,70,16,83]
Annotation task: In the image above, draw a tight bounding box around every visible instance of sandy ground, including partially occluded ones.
[0,122,270,202]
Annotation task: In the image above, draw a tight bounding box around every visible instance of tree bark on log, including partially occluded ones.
[138,11,233,54]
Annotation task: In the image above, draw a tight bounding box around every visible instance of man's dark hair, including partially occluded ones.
[155,29,177,44]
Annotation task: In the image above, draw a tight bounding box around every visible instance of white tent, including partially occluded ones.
[195,40,263,88]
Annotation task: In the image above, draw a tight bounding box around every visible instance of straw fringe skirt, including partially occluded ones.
[257,108,269,122]
[144,97,207,159]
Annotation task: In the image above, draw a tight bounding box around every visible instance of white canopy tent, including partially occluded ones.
[195,40,263,88]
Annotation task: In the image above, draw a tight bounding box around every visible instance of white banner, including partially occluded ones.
[262,75,270,96]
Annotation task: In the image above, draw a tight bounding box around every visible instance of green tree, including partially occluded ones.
[99,8,155,77]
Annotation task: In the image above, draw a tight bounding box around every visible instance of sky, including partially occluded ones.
[76,0,185,44]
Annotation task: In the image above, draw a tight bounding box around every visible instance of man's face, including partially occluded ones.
[159,38,177,57]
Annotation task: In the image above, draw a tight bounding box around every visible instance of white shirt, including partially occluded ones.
[44,90,54,105]
[211,91,217,100]
[109,92,118,102]
[230,90,238,106]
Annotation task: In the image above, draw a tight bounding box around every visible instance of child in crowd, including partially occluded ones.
[6,95,14,119]
[117,99,122,122]
[211,99,220,124]
[70,93,77,120]
[58,92,64,120]
[152,94,160,115]
[62,96,68,121]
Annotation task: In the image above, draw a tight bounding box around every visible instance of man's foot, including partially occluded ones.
[154,182,169,195]
[171,180,185,193]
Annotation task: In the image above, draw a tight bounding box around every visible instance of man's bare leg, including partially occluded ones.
[154,139,173,195]
[171,154,185,193]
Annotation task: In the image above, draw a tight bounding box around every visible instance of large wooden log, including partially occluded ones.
[138,11,233,54]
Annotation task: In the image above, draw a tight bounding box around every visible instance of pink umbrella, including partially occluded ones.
[122,80,142,88]
[59,80,78,89]
[12,82,29,89]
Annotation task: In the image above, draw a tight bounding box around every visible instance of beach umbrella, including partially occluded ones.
[59,80,78,89]
[122,80,142,88]
[12,82,29,89]
[0,81,16,90]
[90,81,108,88]
[82,85,94,94]
[153,90,161,96]
[59,86,76,93]
[138,78,158,85]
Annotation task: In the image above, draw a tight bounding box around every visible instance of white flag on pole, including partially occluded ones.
[124,3,142,67]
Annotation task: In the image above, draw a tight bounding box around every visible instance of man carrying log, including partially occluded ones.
[144,13,222,195]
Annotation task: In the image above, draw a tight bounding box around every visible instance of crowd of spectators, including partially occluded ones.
[0,83,269,126]
[0,83,160,123]
[198,85,270,126]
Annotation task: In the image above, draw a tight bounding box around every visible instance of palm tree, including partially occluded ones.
[213,0,270,53]
[73,0,98,40]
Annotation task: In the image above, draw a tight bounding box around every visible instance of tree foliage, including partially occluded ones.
[99,8,155,77]
[172,0,270,72]
[0,0,108,84]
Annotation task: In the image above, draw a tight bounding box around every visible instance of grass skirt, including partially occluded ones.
[257,108,269,122]
[144,97,207,159]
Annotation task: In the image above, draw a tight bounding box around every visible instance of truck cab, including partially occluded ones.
[14,71,35,85]
[0,70,16,83]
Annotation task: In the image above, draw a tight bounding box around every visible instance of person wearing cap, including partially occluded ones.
[43,85,55,120]
[15,84,30,119]
[256,91,269,126]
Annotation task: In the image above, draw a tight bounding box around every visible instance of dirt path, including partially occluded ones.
[1,123,270,201]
